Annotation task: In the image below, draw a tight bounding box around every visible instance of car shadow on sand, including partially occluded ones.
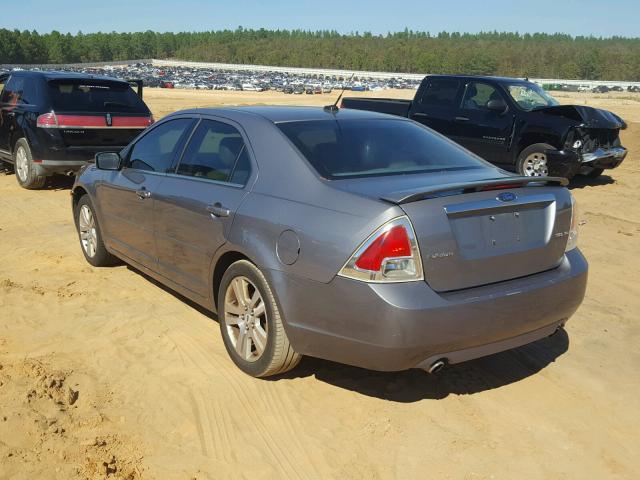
[569,174,615,190]
[124,260,570,403]
[275,330,569,402]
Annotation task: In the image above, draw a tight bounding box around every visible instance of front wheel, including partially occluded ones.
[516,143,553,177]
[218,260,301,377]
[14,138,46,189]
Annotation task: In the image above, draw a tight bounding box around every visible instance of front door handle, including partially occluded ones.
[454,116,470,122]
[412,112,429,118]
[136,188,151,200]
[207,202,230,218]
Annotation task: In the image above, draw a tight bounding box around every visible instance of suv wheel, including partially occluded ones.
[218,260,301,377]
[14,138,46,189]
[516,143,553,177]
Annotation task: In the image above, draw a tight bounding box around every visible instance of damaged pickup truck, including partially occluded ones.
[341,75,628,179]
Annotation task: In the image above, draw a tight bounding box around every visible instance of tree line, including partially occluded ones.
[1,28,639,81]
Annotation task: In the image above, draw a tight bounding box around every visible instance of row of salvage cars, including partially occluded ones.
[1,70,603,377]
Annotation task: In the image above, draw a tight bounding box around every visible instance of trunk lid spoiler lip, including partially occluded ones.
[380,176,568,205]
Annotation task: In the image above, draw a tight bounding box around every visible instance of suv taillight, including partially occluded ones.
[339,216,423,283]
[37,112,58,128]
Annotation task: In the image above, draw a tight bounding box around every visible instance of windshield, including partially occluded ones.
[47,80,149,113]
[506,83,559,111]
[277,119,486,180]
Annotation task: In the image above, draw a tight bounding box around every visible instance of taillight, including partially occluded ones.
[339,216,423,283]
[37,112,58,128]
[149,114,155,125]
[565,194,580,252]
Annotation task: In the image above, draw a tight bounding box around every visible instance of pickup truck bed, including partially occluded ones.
[340,97,411,117]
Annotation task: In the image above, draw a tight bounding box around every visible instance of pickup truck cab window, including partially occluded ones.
[176,119,251,185]
[419,78,461,107]
[461,82,503,111]
[127,118,194,173]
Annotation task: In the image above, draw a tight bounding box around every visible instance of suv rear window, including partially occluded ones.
[47,80,148,113]
[277,119,484,179]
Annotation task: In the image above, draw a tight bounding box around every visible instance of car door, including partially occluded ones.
[154,118,253,297]
[96,117,196,269]
[451,81,514,164]
[408,77,462,137]
[0,74,19,155]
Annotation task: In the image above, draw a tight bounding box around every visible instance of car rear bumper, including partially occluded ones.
[31,146,126,175]
[267,248,588,372]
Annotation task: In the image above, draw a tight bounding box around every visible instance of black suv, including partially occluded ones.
[0,71,153,189]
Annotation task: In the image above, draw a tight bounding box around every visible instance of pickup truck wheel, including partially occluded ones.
[516,143,552,177]
[14,139,46,189]
[218,260,301,378]
[74,195,118,267]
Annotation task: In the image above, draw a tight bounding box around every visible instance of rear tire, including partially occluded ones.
[14,138,46,189]
[218,260,301,377]
[74,195,118,267]
[516,143,553,177]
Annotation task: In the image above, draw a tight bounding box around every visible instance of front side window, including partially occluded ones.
[176,119,250,184]
[506,83,559,111]
[461,82,503,111]
[277,118,485,180]
[420,78,461,108]
[127,118,194,173]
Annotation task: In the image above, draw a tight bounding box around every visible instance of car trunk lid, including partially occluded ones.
[399,183,572,292]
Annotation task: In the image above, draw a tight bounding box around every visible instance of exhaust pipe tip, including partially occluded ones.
[427,359,447,374]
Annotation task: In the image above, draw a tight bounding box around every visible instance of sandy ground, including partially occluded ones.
[1,88,639,479]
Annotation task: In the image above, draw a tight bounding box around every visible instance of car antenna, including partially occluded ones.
[324,73,355,113]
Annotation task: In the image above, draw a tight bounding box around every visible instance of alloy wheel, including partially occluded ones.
[15,146,29,182]
[78,205,98,258]
[224,276,268,362]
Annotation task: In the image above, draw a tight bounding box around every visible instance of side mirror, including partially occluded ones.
[487,99,507,114]
[95,152,122,171]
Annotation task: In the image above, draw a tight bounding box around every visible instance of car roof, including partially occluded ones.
[165,105,404,124]
[426,74,532,84]
[8,70,130,84]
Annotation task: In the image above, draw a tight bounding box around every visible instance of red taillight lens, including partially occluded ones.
[339,216,423,283]
[37,112,58,128]
[355,225,411,271]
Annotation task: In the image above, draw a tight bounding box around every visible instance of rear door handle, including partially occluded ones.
[136,188,151,200]
[412,112,429,118]
[207,202,230,218]
[454,116,470,122]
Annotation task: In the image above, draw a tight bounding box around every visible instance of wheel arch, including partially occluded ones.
[516,129,562,159]
[211,250,252,313]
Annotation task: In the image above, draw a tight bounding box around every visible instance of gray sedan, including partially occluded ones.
[71,106,588,377]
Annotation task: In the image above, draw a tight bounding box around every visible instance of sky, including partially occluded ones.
[2,0,639,37]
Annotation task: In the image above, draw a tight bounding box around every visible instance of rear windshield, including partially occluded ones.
[47,80,148,113]
[277,119,485,179]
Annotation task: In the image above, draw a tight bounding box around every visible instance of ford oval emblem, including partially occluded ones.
[497,192,517,202]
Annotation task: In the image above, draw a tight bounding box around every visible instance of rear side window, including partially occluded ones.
[47,80,148,113]
[127,118,194,173]
[0,75,36,105]
[420,78,461,108]
[277,119,484,179]
[176,119,251,184]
